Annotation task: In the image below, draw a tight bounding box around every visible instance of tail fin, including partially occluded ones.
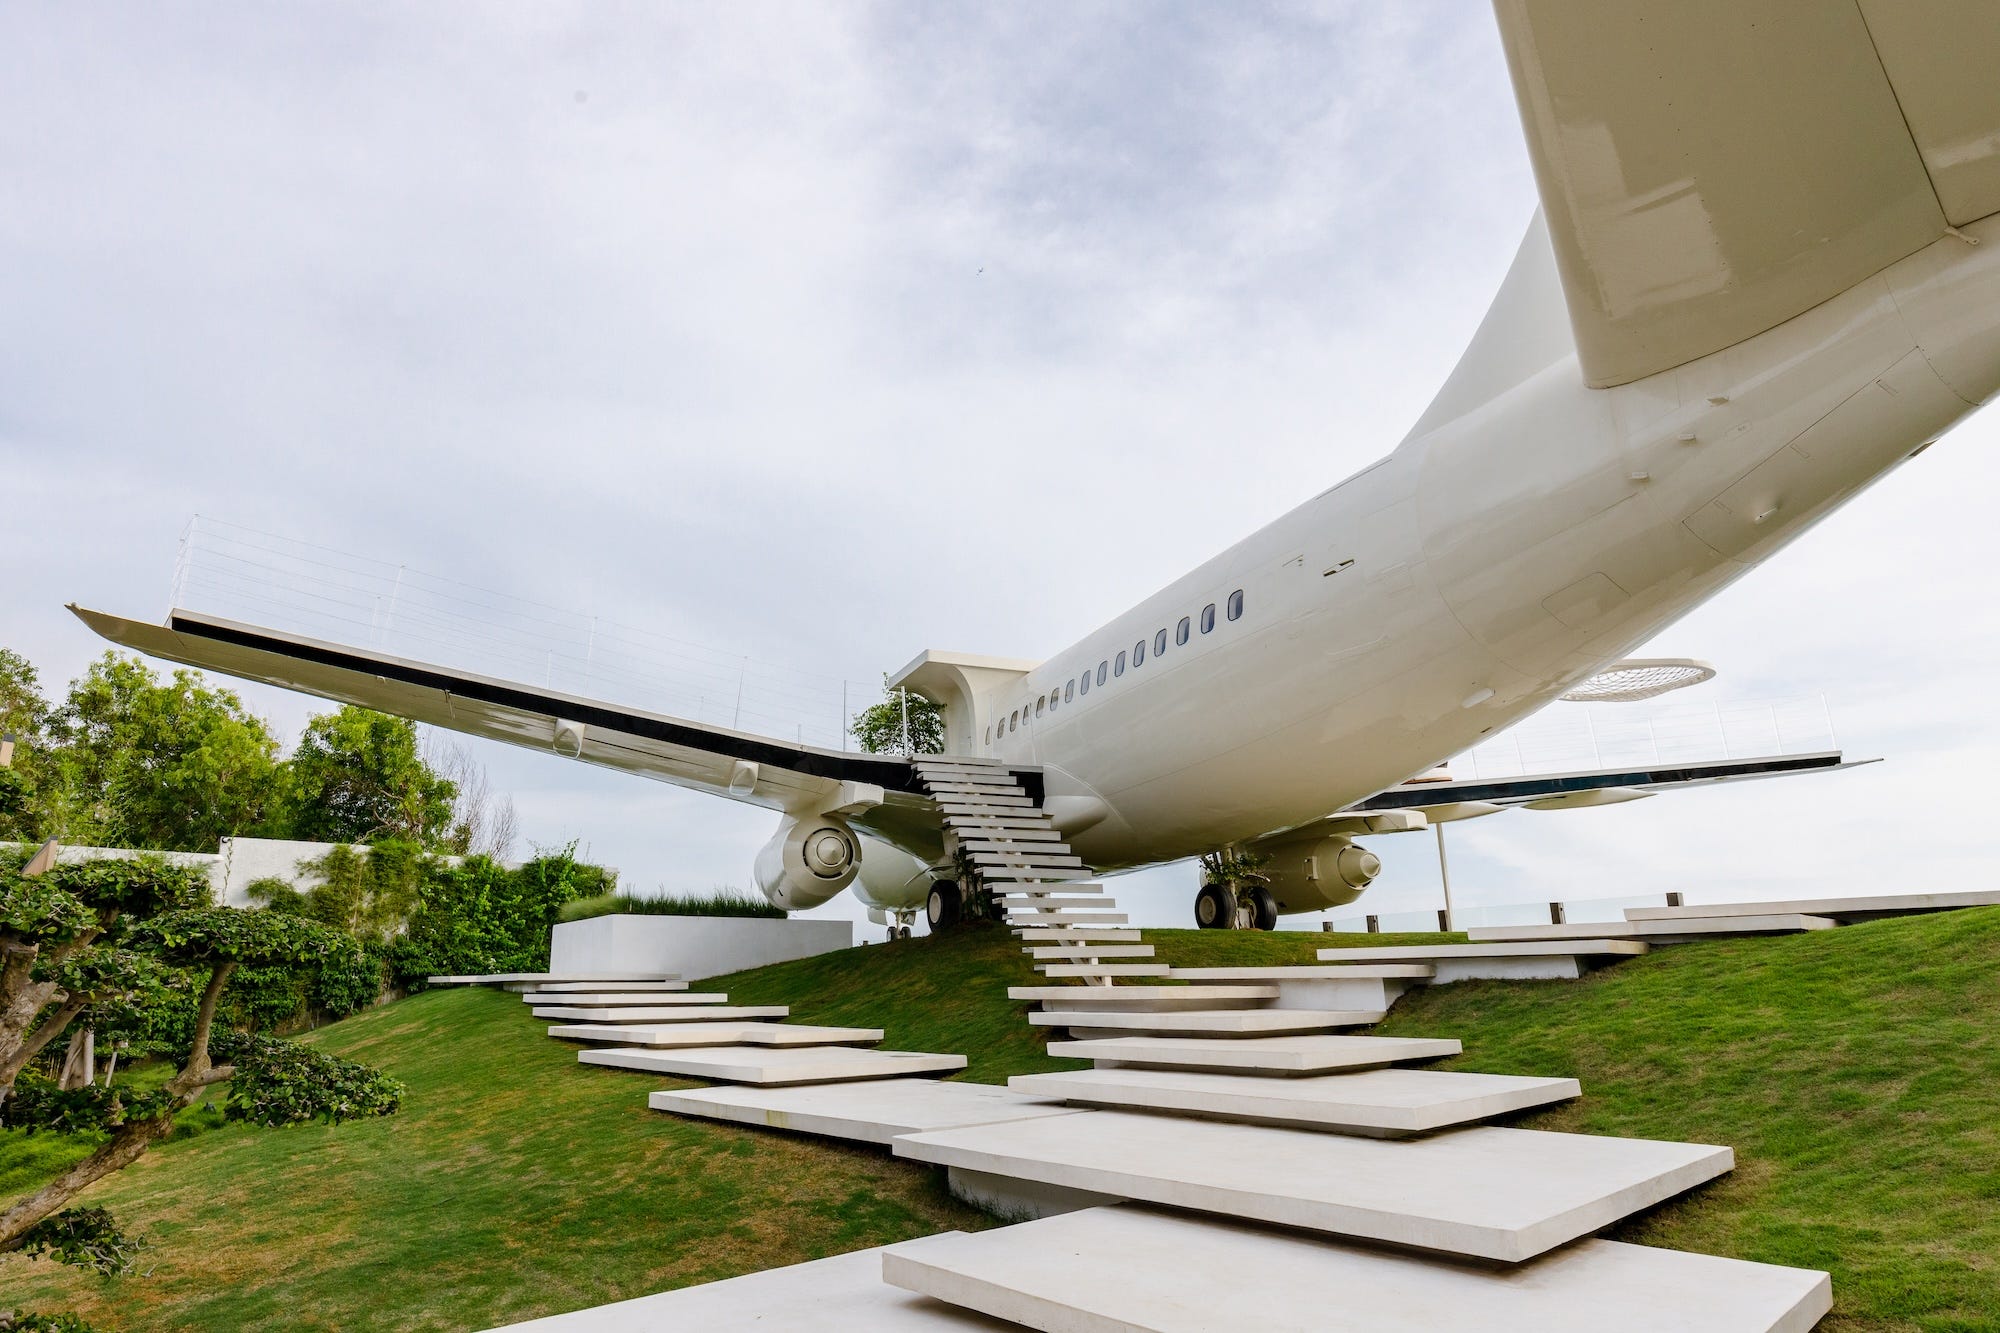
[1493,0,2000,387]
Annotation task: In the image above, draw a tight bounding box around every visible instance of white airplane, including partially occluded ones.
[75,3,1999,933]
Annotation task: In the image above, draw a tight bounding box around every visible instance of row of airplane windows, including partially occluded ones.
[988,589,1245,745]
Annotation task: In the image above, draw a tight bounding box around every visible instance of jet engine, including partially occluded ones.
[752,814,862,911]
[1256,834,1382,914]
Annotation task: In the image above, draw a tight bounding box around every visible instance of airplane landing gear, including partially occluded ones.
[926,880,963,931]
[1195,883,1236,929]
[888,907,918,941]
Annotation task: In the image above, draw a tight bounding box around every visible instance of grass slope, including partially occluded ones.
[5,912,1998,1330]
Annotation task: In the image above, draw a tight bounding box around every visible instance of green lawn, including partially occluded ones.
[5,911,1999,1330]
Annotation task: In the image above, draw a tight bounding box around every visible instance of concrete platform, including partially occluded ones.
[1035,964,1171,979]
[882,1206,1833,1332]
[1024,944,1158,959]
[892,1111,1733,1261]
[1625,889,2000,923]
[521,991,729,1006]
[649,1078,1085,1145]
[1170,965,1436,980]
[580,1044,966,1085]
[1315,940,1648,983]
[532,1005,788,1023]
[1008,985,1276,1011]
[481,1245,1012,1331]
[547,1022,882,1048]
[1029,1007,1382,1037]
[1007,912,1129,926]
[1017,928,1140,943]
[524,980,690,993]
[1047,1033,1463,1075]
[428,972,675,986]
[1007,1067,1580,1136]
[1467,914,1837,944]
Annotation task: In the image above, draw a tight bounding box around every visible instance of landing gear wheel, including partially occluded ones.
[1247,886,1279,932]
[926,880,963,931]
[890,924,912,941]
[1195,883,1237,930]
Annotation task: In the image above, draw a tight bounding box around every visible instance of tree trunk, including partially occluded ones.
[57,1027,95,1089]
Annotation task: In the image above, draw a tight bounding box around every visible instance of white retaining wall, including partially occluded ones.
[550,914,854,981]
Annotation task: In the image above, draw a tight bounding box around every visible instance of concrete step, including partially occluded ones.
[476,1243,1012,1331]
[1034,964,1172,979]
[892,1112,1734,1262]
[1317,940,1648,983]
[1007,1066,1580,1137]
[1009,912,1129,926]
[1017,928,1141,944]
[1001,897,1116,913]
[1008,985,1276,1010]
[532,1004,788,1023]
[428,971,676,988]
[1024,944,1158,959]
[521,991,728,1007]
[1047,1033,1463,1076]
[650,1079,1085,1146]
[547,1022,882,1048]
[1029,1007,1381,1037]
[522,980,693,994]
[580,1044,965,1086]
[1170,965,1436,980]
[1626,889,2000,923]
[882,1205,1832,1332]
[1467,914,1837,944]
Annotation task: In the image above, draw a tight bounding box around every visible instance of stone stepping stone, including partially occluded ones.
[532,1004,788,1023]
[1467,914,1836,944]
[580,1044,966,1086]
[1316,940,1647,983]
[1034,964,1171,979]
[1008,985,1277,1011]
[547,1022,882,1049]
[892,1111,1732,1262]
[882,1205,1832,1332]
[520,991,729,1007]
[650,1078,1087,1145]
[1048,1034,1463,1075]
[1008,1067,1580,1136]
[478,1245,1011,1331]
[1625,889,2000,923]
[1029,1007,1381,1037]
[524,980,691,994]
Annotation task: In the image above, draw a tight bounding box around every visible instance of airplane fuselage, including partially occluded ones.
[950,215,2000,882]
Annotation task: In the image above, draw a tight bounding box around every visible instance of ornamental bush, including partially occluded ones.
[206,1031,403,1127]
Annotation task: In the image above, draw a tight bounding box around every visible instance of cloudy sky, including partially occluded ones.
[6,4,1996,935]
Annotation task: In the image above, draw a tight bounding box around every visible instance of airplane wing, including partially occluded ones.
[1492,0,1995,387]
[68,606,970,858]
[1346,750,1872,825]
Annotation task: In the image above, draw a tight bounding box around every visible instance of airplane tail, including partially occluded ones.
[1492,0,2000,388]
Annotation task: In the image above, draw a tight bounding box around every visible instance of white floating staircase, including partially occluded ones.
[910,757,1166,984]
[468,766,1913,1332]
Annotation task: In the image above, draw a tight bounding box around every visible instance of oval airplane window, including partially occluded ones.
[1133,640,1145,667]
[1065,680,1074,702]
[1010,710,1019,731]
[1155,628,1169,656]
[1080,671,1091,695]
[1114,651,1127,677]
[1177,616,1191,645]
[1036,697,1045,717]
[1201,603,1216,633]
[1097,661,1108,686]
[1227,589,1244,621]
[984,726,991,745]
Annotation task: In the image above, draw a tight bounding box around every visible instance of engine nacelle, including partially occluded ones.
[1257,835,1382,914]
[753,814,861,912]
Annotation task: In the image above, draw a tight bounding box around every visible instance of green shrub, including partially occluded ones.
[0,1312,106,1333]
[206,1031,403,1127]
[557,889,784,922]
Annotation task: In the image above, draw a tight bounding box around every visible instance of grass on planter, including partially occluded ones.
[557,888,785,922]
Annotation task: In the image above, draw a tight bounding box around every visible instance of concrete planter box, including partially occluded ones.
[550,914,853,982]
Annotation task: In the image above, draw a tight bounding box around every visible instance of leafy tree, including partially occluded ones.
[45,654,283,851]
[850,678,945,756]
[0,905,396,1255]
[283,707,455,847]
[0,650,54,843]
